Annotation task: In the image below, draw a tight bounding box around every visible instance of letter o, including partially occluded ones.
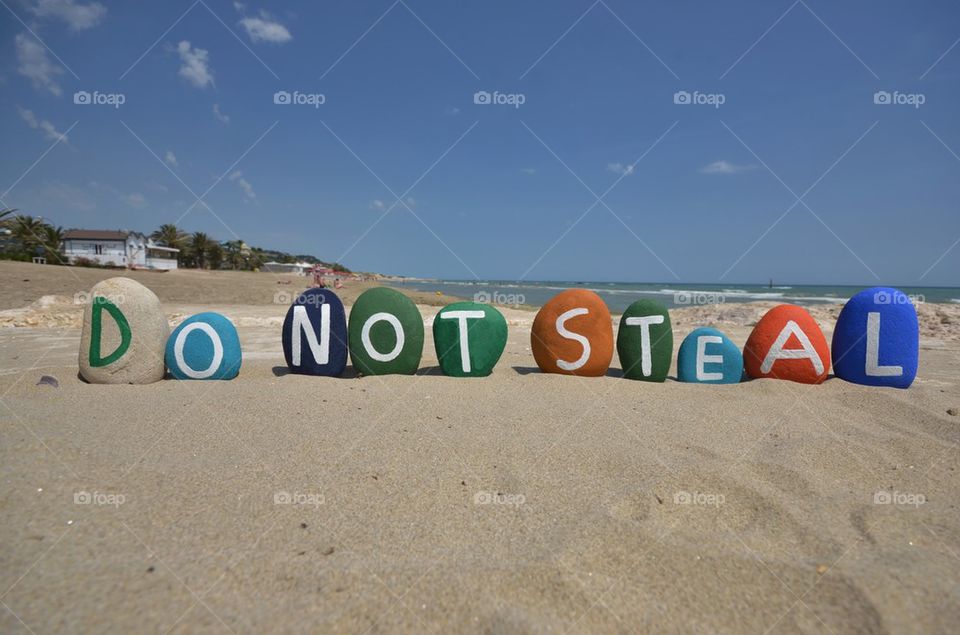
[361,312,404,362]
[174,322,224,379]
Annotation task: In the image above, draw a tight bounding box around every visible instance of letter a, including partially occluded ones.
[760,320,824,375]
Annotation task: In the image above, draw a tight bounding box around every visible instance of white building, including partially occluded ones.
[62,230,179,270]
[260,261,314,275]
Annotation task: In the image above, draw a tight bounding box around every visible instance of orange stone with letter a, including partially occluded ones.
[744,304,830,384]
[531,289,614,376]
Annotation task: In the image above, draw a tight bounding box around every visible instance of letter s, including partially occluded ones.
[555,308,590,371]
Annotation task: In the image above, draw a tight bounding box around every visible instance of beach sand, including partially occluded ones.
[1,261,958,633]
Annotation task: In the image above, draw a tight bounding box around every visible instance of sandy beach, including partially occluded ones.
[1,261,958,634]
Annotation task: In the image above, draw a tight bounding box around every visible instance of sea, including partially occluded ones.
[388,279,960,313]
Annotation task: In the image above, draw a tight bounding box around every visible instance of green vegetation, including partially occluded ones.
[0,210,68,264]
[145,224,351,272]
[0,213,353,273]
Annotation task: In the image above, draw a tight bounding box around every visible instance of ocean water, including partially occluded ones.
[389,279,960,313]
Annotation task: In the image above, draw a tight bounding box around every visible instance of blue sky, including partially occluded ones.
[2,0,959,285]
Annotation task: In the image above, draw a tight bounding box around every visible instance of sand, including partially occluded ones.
[1,261,958,634]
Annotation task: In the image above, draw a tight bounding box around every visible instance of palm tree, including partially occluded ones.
[222,239,245,270]
[248,246,265,271]
[190,232,212,269]
[40,225,64,263]
[206,242,223,270]
[11,215,49,255]
[151,223,186,248]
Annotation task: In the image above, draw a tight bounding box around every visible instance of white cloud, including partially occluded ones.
[15,33,64,96]
[606,162,635,176]
[18,107,69,143]
[164,150,178,168]
[239,12,292,44]
[229,170,256,200]
[521,168,536,175]
[233,1,246,11]
[444,106,460,116]
[89,181,148,208]
[31,0,106,30]
[370,199,386,211]
[30,181,96,211]
[125,192,147,208]
[176,41,214,89]
[405,197,415,208]
[212,103,230,123]
[700,160,757,175]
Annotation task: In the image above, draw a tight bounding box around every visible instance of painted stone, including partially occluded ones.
[281,288,348,376]
[531,289,613,376]
[744,304,830,384]
[432,302,507,377]
[348,287,423,376]
[165,312,241,380]
[831,287,919,388]
[616,299,672,381]
[78,277,169,384]
[677,327,743,384]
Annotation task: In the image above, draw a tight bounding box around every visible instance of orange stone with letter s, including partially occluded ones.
[743,304,830,384]
[531,289,614,376]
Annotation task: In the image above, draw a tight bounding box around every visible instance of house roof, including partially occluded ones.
[64,230,129,241]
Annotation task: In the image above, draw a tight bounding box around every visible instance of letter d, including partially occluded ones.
[89,297,132,367]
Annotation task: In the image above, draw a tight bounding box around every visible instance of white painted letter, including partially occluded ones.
[556,308,590,371]
[624,314,665,376]
[696,335,724,381]
[440,310,485,373]
[865,312,902,376]
[760,320,824,375]
[361,312,404,362]
[175,322,224,379]
[292,304,330,366]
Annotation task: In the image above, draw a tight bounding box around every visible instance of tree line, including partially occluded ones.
[0,211,351,273]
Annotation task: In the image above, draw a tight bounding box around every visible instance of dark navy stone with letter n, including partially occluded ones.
[282,288,348,376]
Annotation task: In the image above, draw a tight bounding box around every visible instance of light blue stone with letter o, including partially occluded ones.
[165,312,242,380]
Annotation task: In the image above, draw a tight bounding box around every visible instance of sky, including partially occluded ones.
[2,0,959,286]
